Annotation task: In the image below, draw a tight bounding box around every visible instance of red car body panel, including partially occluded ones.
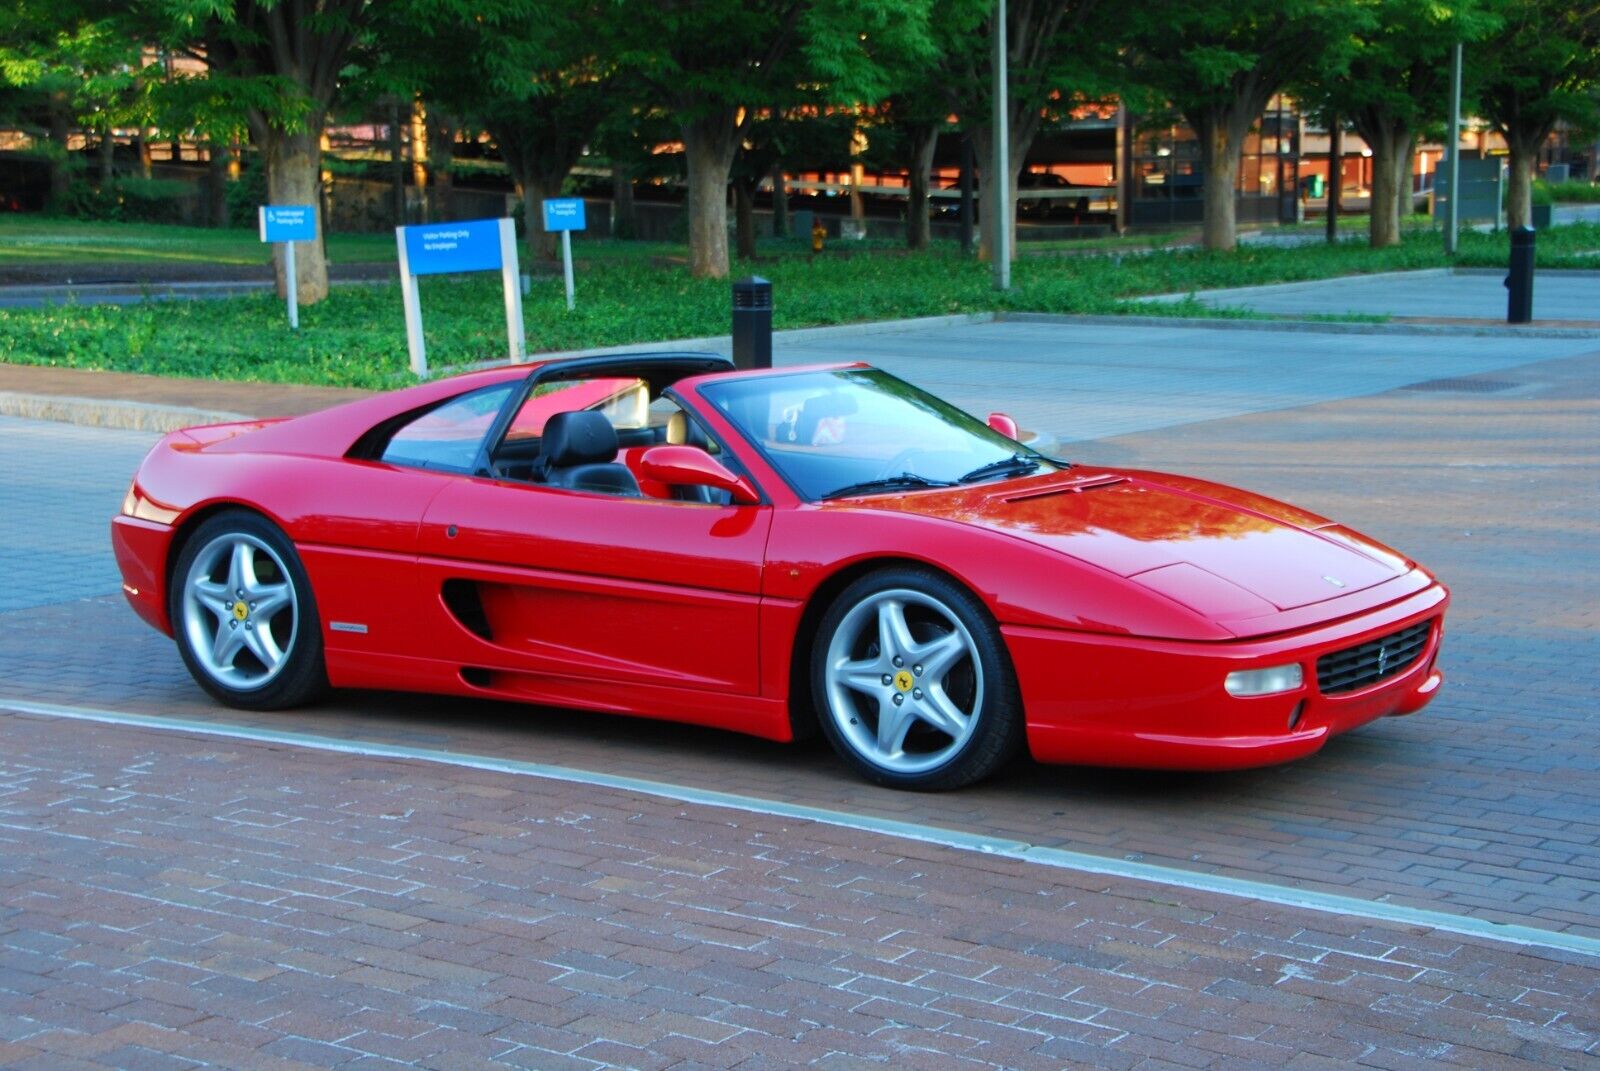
[112,359,1449,769]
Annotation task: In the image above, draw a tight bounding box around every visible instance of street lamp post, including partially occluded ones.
[1446,42,1463,255]
[992,0,1010,290]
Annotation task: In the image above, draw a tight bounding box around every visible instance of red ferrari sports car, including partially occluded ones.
[113,352,1448,790]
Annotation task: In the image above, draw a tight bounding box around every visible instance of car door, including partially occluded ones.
[415,482,771,695]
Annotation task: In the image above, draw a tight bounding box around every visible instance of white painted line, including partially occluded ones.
[5,696,1596,960]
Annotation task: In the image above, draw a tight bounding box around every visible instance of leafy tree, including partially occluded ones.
[611,0,935,278]
[1472,0,1600,228]
[1,1,142,204]
[1126,0,1365,250]
[942,0,1112,261]
[376,1,616,265]
[863,0,986,250]
[1300,1,1493,248]
[152,0,374,304]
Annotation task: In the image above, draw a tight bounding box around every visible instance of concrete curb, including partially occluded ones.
[470,311,1000,370]
[1003,311,1600,340]
[0,391,247,433]
[449,312,998,376]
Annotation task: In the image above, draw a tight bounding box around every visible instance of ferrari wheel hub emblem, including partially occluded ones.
[232,601,249,621]
[893,670,915,693]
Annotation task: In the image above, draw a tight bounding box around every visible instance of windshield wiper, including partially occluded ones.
[821,473,956,500]
[959,453,1042,484]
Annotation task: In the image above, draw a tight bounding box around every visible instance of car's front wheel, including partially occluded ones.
[812,566,1023,790]
[169,510,326,710]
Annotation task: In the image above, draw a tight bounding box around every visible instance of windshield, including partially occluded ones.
[700,368,1059,500]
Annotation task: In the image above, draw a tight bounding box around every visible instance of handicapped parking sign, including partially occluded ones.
[541,198,586,232]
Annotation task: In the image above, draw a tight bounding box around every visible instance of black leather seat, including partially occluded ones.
[536,410,640,496]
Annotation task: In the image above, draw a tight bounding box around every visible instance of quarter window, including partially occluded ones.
[379,383,515,472]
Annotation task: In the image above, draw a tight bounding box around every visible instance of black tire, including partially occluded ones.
[168,509,327,711]
[811,565,1023,790]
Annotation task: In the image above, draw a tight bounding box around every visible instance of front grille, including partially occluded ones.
[1317,621,1432,695]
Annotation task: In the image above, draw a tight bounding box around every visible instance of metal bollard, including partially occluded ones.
[732,276,773,370]
[1505,226,1535,324]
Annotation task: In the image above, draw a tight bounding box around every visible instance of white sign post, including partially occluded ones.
[258,205,317,330]
[395,217,525,378]
[541,198,587,311]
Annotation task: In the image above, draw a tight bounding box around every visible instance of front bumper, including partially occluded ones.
[111,514,176,635]
[1007,583,1449,770]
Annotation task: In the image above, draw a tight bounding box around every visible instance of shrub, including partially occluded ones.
[225,155,270,228]
[1535,177,1600,203]
[51,175,196,223]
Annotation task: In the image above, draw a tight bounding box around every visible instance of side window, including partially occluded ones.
[504,377,649,442]
[379,383,515,472]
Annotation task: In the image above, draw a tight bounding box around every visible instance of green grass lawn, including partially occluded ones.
[3,220,1598,390]
[0,216,399,267]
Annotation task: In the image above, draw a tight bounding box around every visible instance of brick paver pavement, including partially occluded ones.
[2,348,1595,943]
[2,709,1596,1071]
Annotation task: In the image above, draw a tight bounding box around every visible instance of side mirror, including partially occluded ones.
[987,412,1020,440]
[638,445,760,504]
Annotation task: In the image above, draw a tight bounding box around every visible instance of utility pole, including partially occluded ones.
[1326,116,1341,244]
[992,0,1011,290]
[1445,42,1463,255]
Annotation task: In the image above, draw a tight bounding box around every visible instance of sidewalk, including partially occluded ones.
[6,299,1600,438]
[0,363,369,431]
[3,708,1593,1071]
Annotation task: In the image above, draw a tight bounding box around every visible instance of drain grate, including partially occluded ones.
[1401,377,1520,393]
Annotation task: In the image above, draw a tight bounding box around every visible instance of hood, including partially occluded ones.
[848,469,1412,619]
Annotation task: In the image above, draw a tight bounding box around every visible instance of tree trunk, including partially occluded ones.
[682,116,739,279]
[1506,139,1536,229]
[47,96,71,206]
[136,132,152,179]
[734,178,757,260]
[612,162,636,239]
[390,100,406,227]
[969,126,1025,263]
[958,136,975,254]
[425,112,454,221]
[97,130,115,186]
[1397,139,1416,224]
[906,126,938,250]
[206,143,230,227]
[263,128,329,304]
[516,176,563,265]
[1362,122,1405,248]
[1195,112,1241,251]
[1367,146,1400,248]
[769,164,788,239]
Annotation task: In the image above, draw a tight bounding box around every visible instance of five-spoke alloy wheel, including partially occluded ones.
[170,510,326,710]
[813,566,1022,790]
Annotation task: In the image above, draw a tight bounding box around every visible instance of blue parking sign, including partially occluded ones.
[542,198,587,232]
[400,219,505,276]
[258,205,317,243]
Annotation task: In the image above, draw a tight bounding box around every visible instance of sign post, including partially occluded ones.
[541,198,587,310]
[258,205,317,330]
[395,217,525,377]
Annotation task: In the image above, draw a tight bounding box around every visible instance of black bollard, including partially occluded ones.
[1505,226,1535,324]
[732,276,773,370]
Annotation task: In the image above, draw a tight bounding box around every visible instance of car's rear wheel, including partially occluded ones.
[812,566,1023,790]
[170,510,326,710]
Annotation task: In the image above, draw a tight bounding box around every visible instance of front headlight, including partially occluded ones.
[1225,663,1304,697]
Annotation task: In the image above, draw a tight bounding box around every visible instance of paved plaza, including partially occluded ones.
[1143,268,1600,323]
[1,311,1597,1069]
